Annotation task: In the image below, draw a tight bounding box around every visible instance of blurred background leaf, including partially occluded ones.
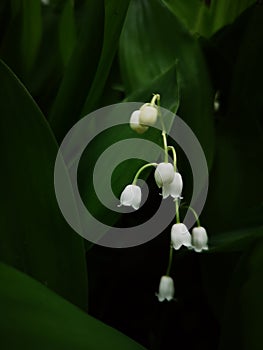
[0,262,146,350]
[0,59,88,309]
[59,0,76,67]
[49,0,105,141]
[162,0,257,37]
[0,0,42,80]
[216,238,263,350]
[119,0,215,168]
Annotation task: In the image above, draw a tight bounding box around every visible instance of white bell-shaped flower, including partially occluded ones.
[191,226,208,252]
[156,276,174,302]
[171,223,192,250]
[139,103,158,126]
[118,184,141,210]
[129,110,148,134]
[154,162,174,188]
[162,172,183,199]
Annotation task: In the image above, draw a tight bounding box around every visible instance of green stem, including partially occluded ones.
[162,131,168,163]
[155,95,169,163]
[181,205,201,226]
[167,146,177,170]
[150,93,160,106]
[175,199,180,223]
[132,163,157,185]
[166,243,173,276]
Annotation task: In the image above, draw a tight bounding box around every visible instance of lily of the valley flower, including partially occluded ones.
[156,276,174,302]
[154,162,174,188]
[171,223,192,250]
[139,103,158,126]
[191,226,208,252]
[162,172,183,199]
[129,110,148,134]
[118,185,142,210]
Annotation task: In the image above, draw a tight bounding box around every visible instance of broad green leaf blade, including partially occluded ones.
[227,5,263,125]
[210,226,263,252]
[81,0,130,116]
[49,0,104,141]
[0,262,146,350]
[20,0,42,74]
[125,62,180,113]
[0,1,42,81]
[201,6,263,232]
[218,240,263,350]
[162,0,256,37]
[0,60,88,309]
[59,0,76,67]
[119,0,214,167]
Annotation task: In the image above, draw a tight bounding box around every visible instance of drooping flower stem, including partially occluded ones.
[166,199,181,276]
[132,163,158,185]
[167,146,177,170]
[150,93,160,106]
[175,199,180,224]
[166,243,174,276]
[181,205,201,227]
[154,95,169,163]
[162,131,169,163]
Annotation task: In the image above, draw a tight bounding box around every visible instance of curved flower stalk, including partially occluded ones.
[120,93,209,302]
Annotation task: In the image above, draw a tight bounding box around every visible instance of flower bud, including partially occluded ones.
[118,184,142,210]
[191,226,208,252]
[156,276,174,302]
[129,110,148,134]
[171,223,192,250]
[139,104,158,126]
[162,172,183,199]
[154,162,174,188]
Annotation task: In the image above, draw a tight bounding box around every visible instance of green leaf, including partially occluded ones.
[20,0,42,74]
[218,239,263,350]
[49,0,105,141]
[81,0,131,116]
[210,226,263,252]
[59,0,76,67]
[0,60,88,309]
[0,0,42,81]
[162,0,256,37]
[201,5,263,232]
[119,0,214,167]
[0,262,146,350]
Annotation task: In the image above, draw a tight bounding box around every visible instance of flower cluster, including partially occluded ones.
[119,94,209,302]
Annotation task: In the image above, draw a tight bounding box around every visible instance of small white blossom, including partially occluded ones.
[154,162,174,188]
[191,226,208,252]
[129,110,148,134]
[139,104,158,126]
[162,172,183,199]
[171,223,192,250]
[118,185,141,210]
[156,276,174,302]
[41,0,50,5]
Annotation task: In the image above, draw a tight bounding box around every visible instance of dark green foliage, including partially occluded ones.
[0,0,262,349]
